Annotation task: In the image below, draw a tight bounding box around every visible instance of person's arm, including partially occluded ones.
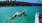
[10,15,17,20]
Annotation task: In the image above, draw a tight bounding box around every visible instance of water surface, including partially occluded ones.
[0,6,42,23]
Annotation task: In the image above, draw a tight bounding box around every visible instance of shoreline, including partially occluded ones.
[0,1,42,6]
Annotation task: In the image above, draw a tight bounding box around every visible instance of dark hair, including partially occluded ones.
[39,13,42,16]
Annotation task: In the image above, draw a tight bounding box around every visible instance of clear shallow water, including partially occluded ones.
[0,6,42,23]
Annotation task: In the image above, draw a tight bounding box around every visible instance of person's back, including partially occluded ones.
[39,13,42,23]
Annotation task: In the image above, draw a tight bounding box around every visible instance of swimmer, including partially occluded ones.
[10,9,27,20]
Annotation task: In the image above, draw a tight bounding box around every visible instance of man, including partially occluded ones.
[10,9,27,20]
[39,13,42,23]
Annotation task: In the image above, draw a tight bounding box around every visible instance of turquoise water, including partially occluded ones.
[0,6,42,23]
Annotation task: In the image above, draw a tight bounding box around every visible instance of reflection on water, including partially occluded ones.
[0,6,42,23]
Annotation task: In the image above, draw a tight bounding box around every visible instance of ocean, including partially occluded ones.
[0,6,42,23]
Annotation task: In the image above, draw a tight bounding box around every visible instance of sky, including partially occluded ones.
[0,0,42,4]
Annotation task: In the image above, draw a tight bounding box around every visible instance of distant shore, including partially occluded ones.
[0,1,42,6]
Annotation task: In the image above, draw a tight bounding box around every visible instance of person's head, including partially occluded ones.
[39,12,42,16]
[23,9,27,12]
[22,9,27,16]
